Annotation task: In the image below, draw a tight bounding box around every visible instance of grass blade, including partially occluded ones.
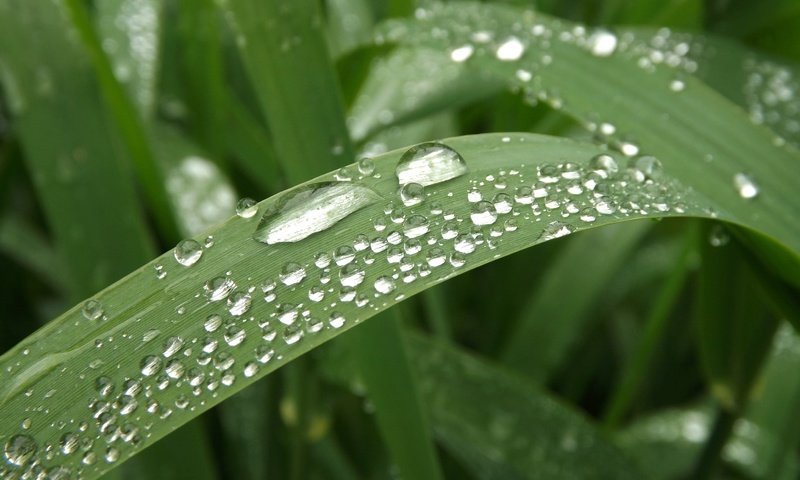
[341,310,444,480]
[407,332,643,479]
[500,221,650,382]
[0,130,796,478]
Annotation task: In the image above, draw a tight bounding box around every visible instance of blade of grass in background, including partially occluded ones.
[0,0,155,299]
[341,311,445,480]
[0,213,68,294]
[501,222,649,383]
[603,225,697,427]
[407,333,643,480]
[63,0,179,241]
[326,0,374,59]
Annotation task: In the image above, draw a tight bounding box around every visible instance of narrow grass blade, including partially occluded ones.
[219,0,353,182]
[603,225,697,427]
[407,332,643,479]
[223,97,284,193]
[62,0,179,240]
[326,0,375,59]
[501,221,650,383]
[95,0,161,117]
[0,0,155,298]
[0,131,797,478]
[341,310,444,480]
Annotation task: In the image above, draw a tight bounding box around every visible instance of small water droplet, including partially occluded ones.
[236,198,258,218]
[224,326,246,347]
[540,221,573,241]
[396,142,468,186]
[400,183,425,207]
[733,173,759,199]
[496,36,525,61]
[630,155,662,182]
[204,276,236,301]
[450,44,474,63]
[374,276,396,295]
[140,355,163,377]
[204,314,223,332]
[228,292,252,316]
[162,337,184,357]
[279,262,306,286]
[174,239,203,266]
[253,182,381,244]
[588,30,617,57]
[403,215,430,238]
[328,311,346,328]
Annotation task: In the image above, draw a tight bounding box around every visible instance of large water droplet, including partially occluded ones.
[204,276,236,301]
[374,276,396,295]
[279,262,306,286]
[450,44,474,63]
[253,182,381,244]
[140,355,163,376]
[396,142,468,187]
[174,239,203,266]
[4,434,36,466]
[733,173,759,199]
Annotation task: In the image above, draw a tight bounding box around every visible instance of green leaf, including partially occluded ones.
[2,128,795,478]
[407,332,642,479]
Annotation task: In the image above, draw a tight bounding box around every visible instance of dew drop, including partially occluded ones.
[204,276,236,301]
[174,239,203,266]
[630,155,662,182]
[400,182,425,207]
[279,262,306,286]
[328,311,346,329]
[589,153,619,177]
[374,276,396,295]
[396,142,468,186]
[204,314,223,332]
[236,198,258,218]
[59,433,79,455]
[253,182,381,244]
[403,215,430,238]
[243,361,259,378]
[470,201,498,226]
[733,173,759,199]
[339,264,366,287]
[227,292,252,316]
[224,326,246,347]
[540,221,573,241]
[82,299,104,321]
[357,158,375,176]
[162,336,184,357]
[588,30,617,57]
[140,355,162,377]
[450,44,474,63]
[496,36,525,61]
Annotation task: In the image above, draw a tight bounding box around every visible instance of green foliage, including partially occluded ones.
[1,0,799,479]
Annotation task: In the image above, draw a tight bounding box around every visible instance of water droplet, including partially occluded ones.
[496,36,525,61]
[140,355,162,377]
[236,198,258,218]
[4,434,36,466]
[174,239,203,266]
[256,344,275,363]
[277,303,300,325]
[329,311,346,328]
[339,264,366,287]
[396,142,468,186]
[589,153,619,177]
[400,182,425,207]
[540,221,573,241]
[279,262,306,286]
[165,359,185,379]
[630,155,662,182]
[243,361,259,378]
[374,276,396,294]
[454,234,476,254]
[450,44,474,63]
[253,182,381,244]
[82,299,104,321]
[59,433,79,455]
[283,325,304,345]
[154,264,167,279]
[733,173,759,199]
[334,245,356,266]
[470,201,497,226]
[588,30,617,57]
[492,193,513,214]
[204,276,236,301]
[709,225,730,247]
[204,314,223,332]
[224,326,246,347]
[228,292,252,316]
[162,337,184,357]
[403,215,430,238]
[357,158,375,176]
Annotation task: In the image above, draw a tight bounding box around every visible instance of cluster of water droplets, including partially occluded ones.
[743,58,799,147]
